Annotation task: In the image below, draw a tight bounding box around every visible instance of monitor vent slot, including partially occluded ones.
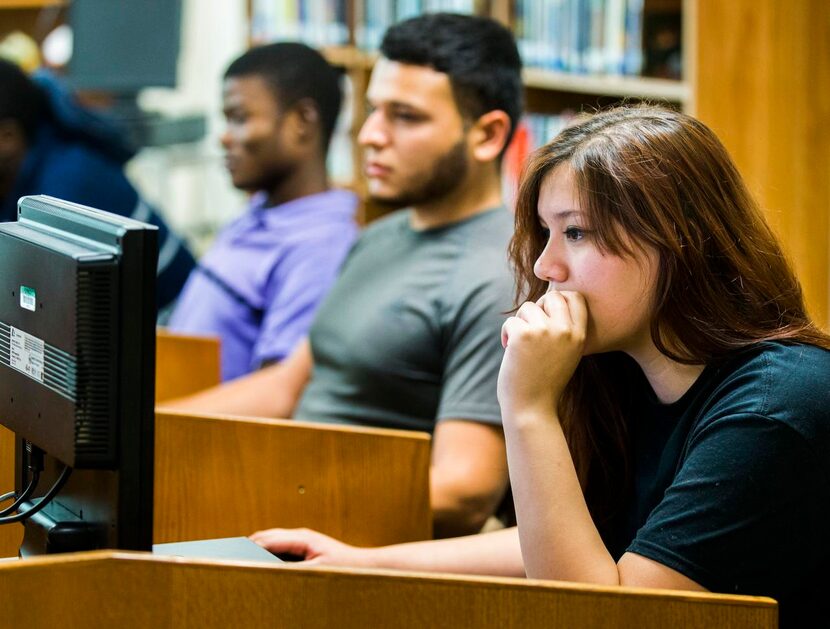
[74,266,118,464]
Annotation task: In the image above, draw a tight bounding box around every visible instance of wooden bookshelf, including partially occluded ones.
[254,0,828,325]
[321,44,376,70]
[523,68,688,103]
[320,47,688,103]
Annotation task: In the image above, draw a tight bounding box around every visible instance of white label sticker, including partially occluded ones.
[20,286,36,312]
[9,326,45,383]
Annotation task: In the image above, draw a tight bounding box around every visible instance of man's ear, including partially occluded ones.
[287,98,321,147]
[468,110,512,164]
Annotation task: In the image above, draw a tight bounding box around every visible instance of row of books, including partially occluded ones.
[356,0,477,50]
[251,1,671,79]
[516,0,645,75]
[250,1,480,49]
[250,0,350,47]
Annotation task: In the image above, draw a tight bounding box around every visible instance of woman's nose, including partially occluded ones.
[534,247,568,284]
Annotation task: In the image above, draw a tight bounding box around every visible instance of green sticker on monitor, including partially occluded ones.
[20,285,36,312]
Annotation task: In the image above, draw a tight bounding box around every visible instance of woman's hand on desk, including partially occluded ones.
[249,528,369,567]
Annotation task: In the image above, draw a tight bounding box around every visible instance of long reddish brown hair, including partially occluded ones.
[509,105,830,534]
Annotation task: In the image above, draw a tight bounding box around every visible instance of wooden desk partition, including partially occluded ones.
[154,411,432,546]
[0,551,778,628]
[0,427,22,557]
[155,329,221,403]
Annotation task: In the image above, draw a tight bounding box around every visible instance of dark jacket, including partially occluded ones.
[0,71,195,310]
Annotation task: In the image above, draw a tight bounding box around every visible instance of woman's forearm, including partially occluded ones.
[505,412,618,584]
[362,526,524,577]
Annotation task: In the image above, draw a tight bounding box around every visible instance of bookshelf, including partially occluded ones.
[250,0,688,217]
[250,0,829,327]
[521,68,688,102]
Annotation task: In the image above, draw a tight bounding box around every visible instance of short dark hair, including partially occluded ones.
[0,59,48,141]
[380,13,523,148]
[224,42,343,151]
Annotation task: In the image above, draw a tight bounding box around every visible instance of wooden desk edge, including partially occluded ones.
[155,409,432,442]
[0,550,777,609]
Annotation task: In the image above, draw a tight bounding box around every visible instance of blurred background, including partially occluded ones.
[2,0,827,326]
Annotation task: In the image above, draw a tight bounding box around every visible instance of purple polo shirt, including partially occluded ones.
[167,189,358,381]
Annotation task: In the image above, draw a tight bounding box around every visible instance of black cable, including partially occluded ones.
[0,440,44,515]
[0,440,44,517]
[0,465,72,525]
[0,470,39,517]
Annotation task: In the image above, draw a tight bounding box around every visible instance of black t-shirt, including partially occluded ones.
[611,342,830,628]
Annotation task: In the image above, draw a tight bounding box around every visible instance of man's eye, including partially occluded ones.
[563,226,586,242]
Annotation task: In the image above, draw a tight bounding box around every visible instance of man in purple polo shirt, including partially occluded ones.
[168,43,358,381]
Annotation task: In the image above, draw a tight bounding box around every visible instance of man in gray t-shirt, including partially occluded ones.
[169,14,523,538]
[297,207,513,433]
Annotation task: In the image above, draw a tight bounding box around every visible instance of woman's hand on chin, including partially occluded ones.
[498,290,587,424]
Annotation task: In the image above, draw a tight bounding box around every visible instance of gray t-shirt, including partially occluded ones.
[294,207,514,433]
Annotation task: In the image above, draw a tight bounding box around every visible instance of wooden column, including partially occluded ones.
[694,0,830,328]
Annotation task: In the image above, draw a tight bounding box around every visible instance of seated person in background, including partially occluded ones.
[250,105,830,629]
[168,43,358,381]
[166,14,524,538]
[0,58,195,311]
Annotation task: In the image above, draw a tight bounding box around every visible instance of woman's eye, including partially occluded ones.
[540,227,551,240]
[563,226,586,242]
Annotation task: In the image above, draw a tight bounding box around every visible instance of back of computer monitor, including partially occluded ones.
[0,195,156,554]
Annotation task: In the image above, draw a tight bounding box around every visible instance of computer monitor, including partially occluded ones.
[0,195,156,555]
[68,0,183,93]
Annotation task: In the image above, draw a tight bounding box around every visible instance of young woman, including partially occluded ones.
[251,106,830,627]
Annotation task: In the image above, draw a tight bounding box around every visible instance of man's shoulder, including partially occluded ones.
[456,206,514,246]
[450,208,514,272]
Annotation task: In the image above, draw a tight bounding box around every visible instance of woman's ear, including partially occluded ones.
[468,110,512,164]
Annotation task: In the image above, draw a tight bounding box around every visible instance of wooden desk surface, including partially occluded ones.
[0,551,778,629]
